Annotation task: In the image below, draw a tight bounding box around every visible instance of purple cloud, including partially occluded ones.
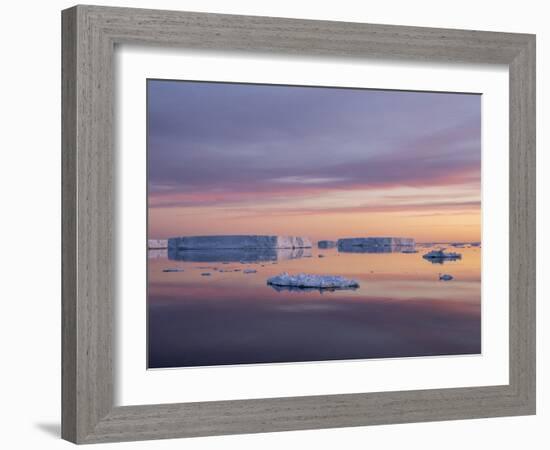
[147,80,480,207]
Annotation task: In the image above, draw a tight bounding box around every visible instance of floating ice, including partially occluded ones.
[439,273,454,281]
[162,268,184,272]
[148,239,168,249]
[267,272,359,289]
[167,235,312,263]
[168,235,311,250]
[338,237,415,254]
[423,249,462,261]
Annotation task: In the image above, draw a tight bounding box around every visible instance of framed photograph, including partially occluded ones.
[62,5,536,444]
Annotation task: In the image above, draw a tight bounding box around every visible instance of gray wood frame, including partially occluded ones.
[62,4,536,444]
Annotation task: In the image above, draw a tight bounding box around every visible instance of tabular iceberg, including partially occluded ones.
[337,237,415,253]
[167,235,312,263]
[267,272,359,289]
[168,235,311,250]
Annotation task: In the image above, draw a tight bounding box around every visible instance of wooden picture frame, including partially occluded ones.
[62,5,536,444]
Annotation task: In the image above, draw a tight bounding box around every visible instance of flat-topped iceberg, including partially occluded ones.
[338,237,415,253]
[267,272,359,290]
[168,235,311,250]
[338,237,415,248]
[167,235,312,263]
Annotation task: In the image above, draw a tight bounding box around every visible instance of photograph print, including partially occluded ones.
[147,79,481,369]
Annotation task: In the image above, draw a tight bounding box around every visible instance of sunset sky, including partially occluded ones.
[147,80,481,242]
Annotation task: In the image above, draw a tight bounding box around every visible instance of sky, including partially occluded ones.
[147,80,481,242]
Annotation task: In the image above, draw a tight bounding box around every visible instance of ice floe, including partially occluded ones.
[267,272,359,289]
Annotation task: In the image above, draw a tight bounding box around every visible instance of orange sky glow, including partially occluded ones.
[147,81,481,243]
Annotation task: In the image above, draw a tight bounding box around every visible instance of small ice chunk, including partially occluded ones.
[243,269,257,274]
[317,240,337,249]
[439,273,454,281]
[423,249,461,260]
[162,268,184,273]
[201,272,212,276]
[149,239,168,249]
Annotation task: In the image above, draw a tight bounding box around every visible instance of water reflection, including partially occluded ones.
[423,256,461,265]
[148,244,481,368]
[268,284,360,294]
[148,249,167,259]
[168,247,312,263]
[337,244,414,254]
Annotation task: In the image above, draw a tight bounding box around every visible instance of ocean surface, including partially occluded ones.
[148,244,481,368]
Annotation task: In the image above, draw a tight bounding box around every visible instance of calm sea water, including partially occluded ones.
[148,244,481,368]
